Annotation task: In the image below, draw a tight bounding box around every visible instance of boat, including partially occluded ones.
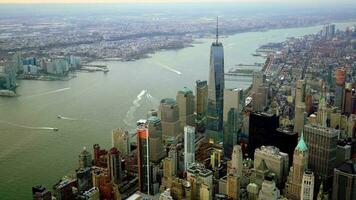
[252,53,262,56]
[57,115,63,119]
[53,128,59,132]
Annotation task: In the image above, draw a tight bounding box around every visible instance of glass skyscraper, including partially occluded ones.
[207,18,225,141]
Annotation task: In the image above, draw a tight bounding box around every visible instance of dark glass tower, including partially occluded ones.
[207,17,224,141]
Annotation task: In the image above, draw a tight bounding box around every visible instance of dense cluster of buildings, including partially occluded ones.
[32,23,356,200]
[2,8,356,62]
[0,54,80,93]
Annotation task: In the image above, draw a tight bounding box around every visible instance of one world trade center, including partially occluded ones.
[207,17,224,141]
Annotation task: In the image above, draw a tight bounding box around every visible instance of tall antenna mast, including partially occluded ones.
[216,16,219,44]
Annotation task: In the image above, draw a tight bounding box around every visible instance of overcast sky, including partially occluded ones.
[0,0,355,4]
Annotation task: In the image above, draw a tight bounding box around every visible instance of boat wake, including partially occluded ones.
[154,61,182,75]
[123,90,146,127]
[26,87,71,98]
[0,120,57,131]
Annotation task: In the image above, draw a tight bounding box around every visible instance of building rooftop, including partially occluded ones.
[178,86,193,95]
[160,98,176,105]
[147,116,161,124]
[336,158,356,175]
[295,131,308,152]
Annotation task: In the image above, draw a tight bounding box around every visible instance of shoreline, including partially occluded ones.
[84,19,356,65]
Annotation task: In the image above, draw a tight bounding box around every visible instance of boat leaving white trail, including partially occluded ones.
[0,120,57,131]
[153,61,182,75]
[26,87,71,98]
[123,90,146,127]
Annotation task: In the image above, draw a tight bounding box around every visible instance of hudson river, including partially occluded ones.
[0,22,354,199]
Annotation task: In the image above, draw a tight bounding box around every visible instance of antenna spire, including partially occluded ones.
[216,16,219,44]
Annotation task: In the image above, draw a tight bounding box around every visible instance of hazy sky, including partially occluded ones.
[0,0,354,4]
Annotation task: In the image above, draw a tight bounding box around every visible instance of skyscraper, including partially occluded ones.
[112,128,130,156]
[107,147,122,185]
[294,80,306,136]
[223,88,244,156]
[76,167,92,193]
[196,80,208,132]
[258,175,280,200]
[230,145,243,178]
[147,116,165,163]
[304,124,339,187]
[137,120,152,195]
[335,68,345,110]
[32,185,52,200]
[79,147,92,169]
[184,126,195,171]
[284,133,309,200]
[207,17,225,142]
[187,163,213,200]
[252,71,266,92]
[301,170,315,200]
[159,98,180,141]
[332,158,356,200]
[176,87,195,129]
[254,146,289,187]
[226,173,240,200]
[317,87,328,127]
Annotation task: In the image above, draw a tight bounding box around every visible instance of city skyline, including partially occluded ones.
[0,0,355,198]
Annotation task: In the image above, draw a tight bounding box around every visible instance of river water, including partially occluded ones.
[0,21,354,199]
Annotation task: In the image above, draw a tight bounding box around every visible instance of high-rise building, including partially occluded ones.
[284,133,309,200]
[196,80,208,132]
[253,86,268,112]
[210,144,223,170]
[226,173,240,200]
[254,146,289,187]
[304,124,339,186]
[332,158,356,200]
[107,147,122,185]
[223,88,244,156]
[335,68,346,110]
[147,116,165,163]
[184,126,195,171]
[301,170,315,200]
[294,103,306,136]
[317,90,328,127]
[230,145,243,178]
[53,179,77,200]
[91,167,112,199]
[294,80,307,136]
[32,185,52,200]
[76,167,92,193]
[79,187,100,200]
[137,120,152,195]
[159,98,180,140]
[187,163,213,200]
[93,144,107,168]
[0,65,17,90]
[247,183,259,200]
[295,80,306,105]
[112,128,130,156]
[79,147,92,169]
[176,87,195,129]
[343,83,356,115]
[252,71,266,92]
[258,175,280,200]
[248,113,298,165]
[207,17,225,142]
